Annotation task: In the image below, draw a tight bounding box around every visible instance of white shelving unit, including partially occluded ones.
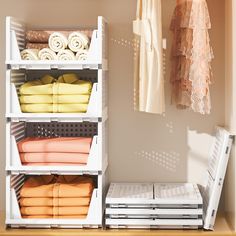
[5,16,108,228]
[6,174,106,228]
[6,16,108,70]
[6,70,108,122]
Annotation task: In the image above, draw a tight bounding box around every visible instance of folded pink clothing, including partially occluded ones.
[20,152,88,164]
[18,137,92,153]
[22,163,85,166]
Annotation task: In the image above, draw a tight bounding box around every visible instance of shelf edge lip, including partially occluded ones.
[5,60,108,70]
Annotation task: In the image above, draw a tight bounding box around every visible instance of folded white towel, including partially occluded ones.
[57,49,75,60]
[76,50,88,61]
[38,48,57,60]
[21,49,39,60]
[68,32,90,52]
[49,32,68,52]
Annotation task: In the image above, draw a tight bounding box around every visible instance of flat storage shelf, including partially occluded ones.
[6,121,108,175]
[6,70,108,122]
[6,16,108,70]
[6,174,105,228]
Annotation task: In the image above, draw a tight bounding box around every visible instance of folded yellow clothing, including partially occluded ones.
[20,74,92,95]
[21,103,88,113]
[21,206,89,216]
[20,197,91,207]
[20,94,90,104]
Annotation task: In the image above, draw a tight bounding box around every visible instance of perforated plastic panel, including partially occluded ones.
[202,127,233,230]
[26,122,98,137]
[106,183,202,205]
[106,183,154,205]
[154,183,202,205]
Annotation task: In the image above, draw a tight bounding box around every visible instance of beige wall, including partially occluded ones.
[0,0,226,214]
[225,0,236,230]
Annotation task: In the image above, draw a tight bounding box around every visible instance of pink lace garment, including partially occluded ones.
[170,0,214,114]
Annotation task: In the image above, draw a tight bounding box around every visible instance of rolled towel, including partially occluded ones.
[21,49,39,60]
[68,32,90,52]
[26,30,51,43]
[26,43,49,50]
[57,49,75,61]
[76,50,88,61]
[38,48,57,60]
[49,32,68,52]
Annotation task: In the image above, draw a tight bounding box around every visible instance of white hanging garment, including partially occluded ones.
[133,0,165,114]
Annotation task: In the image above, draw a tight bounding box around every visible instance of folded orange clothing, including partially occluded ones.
[20,197,91,207]
[22,215,87,219]
[20,175,94,198]
[17,137,92,153]
[21,206,89,216]
[20,152,88,164]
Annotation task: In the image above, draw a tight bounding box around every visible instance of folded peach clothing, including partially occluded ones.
[20,152,89,164]
[22,163,85,166]
[21,206,89,216]
[20,197,91,207]
[18,137,92,154]
[22,215,87,219]
[20,175,94,198]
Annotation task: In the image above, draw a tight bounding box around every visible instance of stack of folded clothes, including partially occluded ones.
[20,29,92,61]
[17,137,92,166]
[19,73,92,113]
[20,175,94,219]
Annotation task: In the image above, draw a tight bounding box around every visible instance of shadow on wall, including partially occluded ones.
[107,0,225,185]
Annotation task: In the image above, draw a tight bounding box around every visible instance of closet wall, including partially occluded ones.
[225,0,236,230]
[0,0,226,215]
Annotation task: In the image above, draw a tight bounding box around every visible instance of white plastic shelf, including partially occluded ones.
[106,208,203,218]
[6,121,108,175]
[106,183,202,206]
[105,219,203,229]
[6,16,108,70]
[201,127,233,230]
[6,174,105,228]
[6,70,108,122]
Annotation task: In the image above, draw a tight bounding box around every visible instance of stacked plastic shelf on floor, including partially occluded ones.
[106,183,203,229]
[5,16,108,228]
[105,127,233,230]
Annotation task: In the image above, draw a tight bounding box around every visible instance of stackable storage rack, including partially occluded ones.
[5,16,108,228]
[105,127,233,230]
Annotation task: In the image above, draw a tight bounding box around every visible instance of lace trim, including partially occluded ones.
[170,0,213,115]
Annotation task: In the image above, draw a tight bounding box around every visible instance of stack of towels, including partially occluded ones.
[21,29,92,61]
[19,73,92,113]
[20,175,94,219]
[17,137,92,166]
